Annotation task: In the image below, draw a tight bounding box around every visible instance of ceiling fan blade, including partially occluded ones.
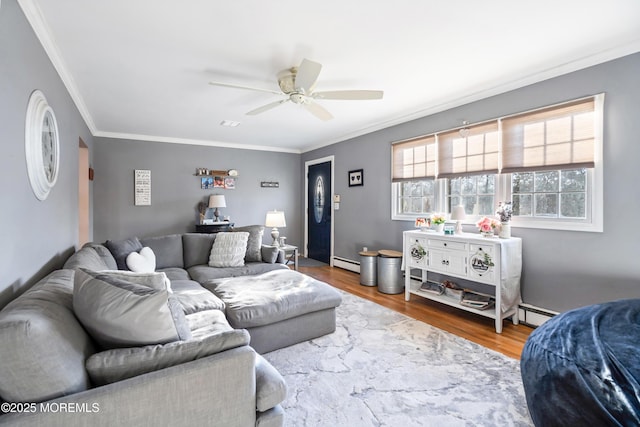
[246,99,289,116]
[313,90,384,100]
[209,81,282,96]
[294,58,322,94]
[303,100,333,121]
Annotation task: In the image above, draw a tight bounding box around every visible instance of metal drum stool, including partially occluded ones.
[377,250,404,294]
[359,250,378,286]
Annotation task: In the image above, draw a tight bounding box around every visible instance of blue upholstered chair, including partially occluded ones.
[520,299,640,426]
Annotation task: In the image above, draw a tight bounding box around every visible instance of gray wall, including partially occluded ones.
[0,0,95,308]
[93,138,302,247]
[303,52,640,313]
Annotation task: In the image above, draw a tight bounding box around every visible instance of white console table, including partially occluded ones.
[403,230,522,333]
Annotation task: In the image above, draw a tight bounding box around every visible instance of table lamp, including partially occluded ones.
[451,205,466,234]
[208,194,226,222]
[265,210,286,246]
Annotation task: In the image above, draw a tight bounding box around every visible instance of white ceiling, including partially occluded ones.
[19,0,640,153]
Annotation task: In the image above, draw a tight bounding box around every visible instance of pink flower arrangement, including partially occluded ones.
[476,217,500,233]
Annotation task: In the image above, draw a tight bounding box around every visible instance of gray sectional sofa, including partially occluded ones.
[0,228,343,426]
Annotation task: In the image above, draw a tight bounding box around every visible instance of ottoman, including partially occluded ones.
[520,298,640,426]
[203,270,343,353]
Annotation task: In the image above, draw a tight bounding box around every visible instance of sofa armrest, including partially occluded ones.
[0,346,258,427]
[255,355,287,412]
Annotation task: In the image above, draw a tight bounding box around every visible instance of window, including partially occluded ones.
[391,95,603,232]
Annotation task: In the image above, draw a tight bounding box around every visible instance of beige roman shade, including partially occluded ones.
[437,122,500,178]
[392,135,436,181]
[501,97,596,173]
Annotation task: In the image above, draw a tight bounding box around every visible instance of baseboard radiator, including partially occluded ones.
[332,256,557,327]
[332,256,360,273]
[518,304,558,327]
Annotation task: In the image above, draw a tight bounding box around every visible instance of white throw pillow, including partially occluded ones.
[126,247,156,273]
[208,232,249,267]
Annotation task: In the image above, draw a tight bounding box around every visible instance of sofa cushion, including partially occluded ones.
[126,246,156,273]
[171,280,225,315]
[63,246,112,272]
[231,225,265,262]
[140,234,184,269]
[188,263,288,283]
[105,237,143,270]
[208,232,249,267]
[86,328,251,386]
[185,309,233,338]
[255,355,288,412]
[84,243,118,270]
[204,270,343,328]
[0,270,95,403]
[73,269,191,348]
[182,233,216,268]
[158,267,190,281]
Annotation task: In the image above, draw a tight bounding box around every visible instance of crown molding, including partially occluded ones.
[18,0,97,134]
[93,131,302,154]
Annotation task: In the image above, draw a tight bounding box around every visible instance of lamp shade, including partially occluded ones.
[265,210,286,228]
[208,194,226,208]
[451,205,466,221]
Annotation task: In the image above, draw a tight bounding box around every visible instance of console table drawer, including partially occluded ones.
[428,239,467,251]
[469,243,495,256]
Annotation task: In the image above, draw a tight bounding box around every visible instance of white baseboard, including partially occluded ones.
[333,256,360,273]
[518,304,558,327]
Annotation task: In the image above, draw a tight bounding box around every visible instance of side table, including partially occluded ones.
[279,244,299,270]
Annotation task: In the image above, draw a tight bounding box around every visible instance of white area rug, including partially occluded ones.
[263,291,533,427]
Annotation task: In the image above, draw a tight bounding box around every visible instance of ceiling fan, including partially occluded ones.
[208,58,383,121]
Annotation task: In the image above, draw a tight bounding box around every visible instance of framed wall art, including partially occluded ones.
[348,169,363,187]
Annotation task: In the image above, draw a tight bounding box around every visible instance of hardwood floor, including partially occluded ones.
[298,264,533,360]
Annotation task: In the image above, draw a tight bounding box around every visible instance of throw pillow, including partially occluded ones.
[208,232,249,268]
[104,237,143,270]
[261,246,280,264]
[126,247,156,273]
[231,225,265,262]
[97,269,172,293]
[73,269,191,349]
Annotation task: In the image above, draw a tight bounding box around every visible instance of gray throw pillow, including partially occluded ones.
[261,246,280,264]
[104,237,143,270]
[208,232,249,267]
[231,225,265,262]
[73,269,191,349]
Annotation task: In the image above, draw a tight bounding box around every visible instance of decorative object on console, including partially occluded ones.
[451,205,466,234]
[431,213,445,232]
[348,169,363,187]
[414,217,430,230]
[208,194,226,222]
[25,90,59,201]
[476,216,500,237]
[496,202,513,239]
[265,210,287,246]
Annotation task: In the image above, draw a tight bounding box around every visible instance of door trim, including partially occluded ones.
[304,155,335,266]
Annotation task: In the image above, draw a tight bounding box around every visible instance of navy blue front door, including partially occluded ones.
[307,161,331,263]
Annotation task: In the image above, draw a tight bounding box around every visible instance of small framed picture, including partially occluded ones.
[201,177,213,189]
[348,169,363,187]
[213,176,225,188]
[224,177,236,189]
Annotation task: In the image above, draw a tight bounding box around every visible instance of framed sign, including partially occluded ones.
[134,169,151,206]
[348,169,363,187]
